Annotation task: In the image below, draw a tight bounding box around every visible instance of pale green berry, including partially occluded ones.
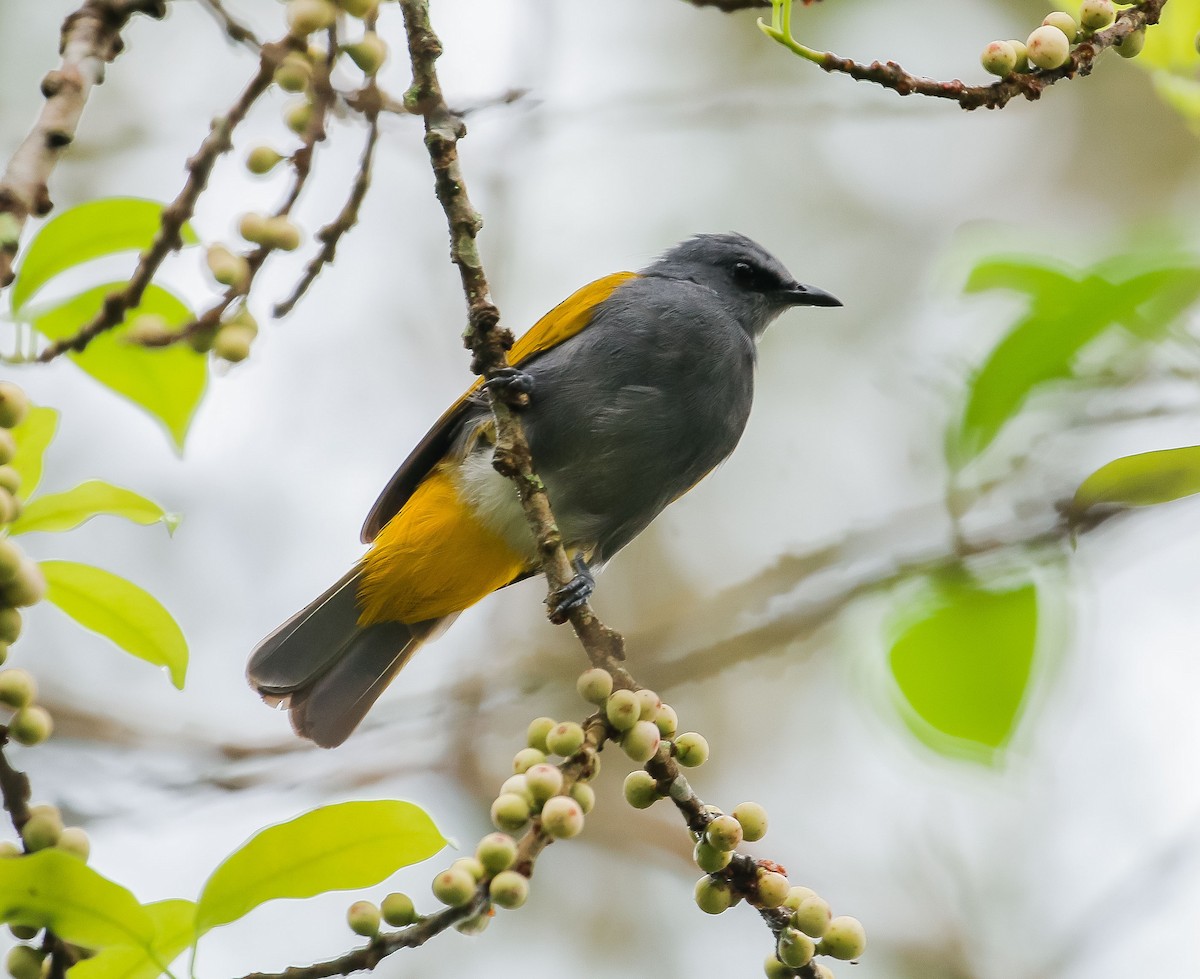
[705,814,743,852]
[124,314,175,345]
[1028,24,1072,69]
[9,706,50,747]
[0,213,18,250]
[488,869,529,910]
[338,0,378,16]
[539,795,584,839]
[476,833,517,875]
[576,667,613,704]
[512,747,545,774]
[820,916,866,960]
[454,912,490,935]
[525,716,556,753]
[0,669,35,709]
[238,212,271,245]
[756,870,790,909]
[763,955,793,979]
[207,244,251,291]
[246,146,285,176]
[605,688,640,731]
[346,900,380,937]
[490,792,531,833]
[7,925,37,941]
[1043,11,1079,42]
[431,866,476,907]
[0,840,20,858]
[284,99,314,135]
[635,688,661,720]
[380,891,417,927]
[499,774,533,803]
[265,216,302,251]
[1080,0,1116,30]
[980,40,1017,77]
[814,966,836,979]
[693,840,732,873]
[791,894,832,938]
[693,876,733,915]
[5,946,43,979]
[783,885,817,911]
[274,53,312,92]
[0,467,18,496]
[0,490,17,526]
[732,801,768,842]
[343,35,388,75]
[0,540,19,583]
[1117,27,1146,57]
[545,720,585,757]
[1,559,44,608]
[451,856,485,882]
[654,703,678,738]
[777,927,816,968]
[523,763,563,805]
[1008,39,1030,72]
[0,384,29,430]
[673,732,709,767]
[620,720,661,763]
[286,0,336,36]
[20,807,61,851]
[55,826,89,861]
[623,770,659,809]
[0,430,14,466]
[569,781,595,814]
[213,325,255,364]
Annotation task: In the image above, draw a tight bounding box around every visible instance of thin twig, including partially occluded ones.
[761,0,1169,109]
[0,0,168,290]
[194,0,263,53]
[35,39,294,361]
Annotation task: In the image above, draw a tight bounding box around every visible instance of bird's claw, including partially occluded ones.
[547,556,594,624]
[483,367,535,402]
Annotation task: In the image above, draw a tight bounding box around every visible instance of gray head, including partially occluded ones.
[641,232,841,338]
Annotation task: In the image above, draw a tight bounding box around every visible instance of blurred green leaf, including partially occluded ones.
[1139,0,1200,73]
[9,480,177,536]
[69,900,196,979]
[6,405,58,501]
[0,850,156,952]
[41,560,188,688]
[1151,72,1200,133]
[30,283,207,452]
[11,198,198,315]
[889,573,1038,763]
[195,801,447,935]
[1072,445,1200,518]
[953,252,1200,464]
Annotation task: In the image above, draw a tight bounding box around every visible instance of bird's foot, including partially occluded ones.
[483,367,535,405]
[547,556,594,624]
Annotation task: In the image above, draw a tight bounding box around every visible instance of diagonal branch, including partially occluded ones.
[0,0,168,290]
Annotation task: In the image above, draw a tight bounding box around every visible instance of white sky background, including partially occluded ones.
[3,0,1200,976]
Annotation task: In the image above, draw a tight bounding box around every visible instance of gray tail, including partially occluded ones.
[247,570,448,748]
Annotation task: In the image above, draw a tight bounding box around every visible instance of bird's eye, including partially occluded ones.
[732,261,755,287]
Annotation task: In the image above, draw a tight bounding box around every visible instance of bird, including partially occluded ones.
[247,233,841,747]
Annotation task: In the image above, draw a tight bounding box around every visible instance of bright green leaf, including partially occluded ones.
[30,283,207,452]
[0,850,156,952]
[889,573,1038,763]
[6,404,58,500]
[1072,445,1200,517]
[41,560,188,688]
[1139,0,1200,73]
[11,198,198,315]
[195,801,447,935]
[69,900,196,979]
[9,480,176,536]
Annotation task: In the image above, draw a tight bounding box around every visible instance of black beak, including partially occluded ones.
[780,282,842,308]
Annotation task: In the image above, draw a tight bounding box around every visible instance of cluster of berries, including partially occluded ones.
[981,1,1144,77]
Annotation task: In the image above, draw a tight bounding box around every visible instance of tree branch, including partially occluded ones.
[0,0,168,290]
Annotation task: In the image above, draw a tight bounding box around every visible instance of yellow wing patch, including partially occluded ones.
[357,466,531,625]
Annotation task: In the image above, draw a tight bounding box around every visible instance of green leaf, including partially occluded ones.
[6,405,58,501]
[888,573,1038,763]
[1072,445,1200,516]
[69,900,196,979]
[9,480,177,536]
[11,198,198,315]
[30,283,207,452]
[195,801,447,935]
[41,560,188,688]
[0,850,156,952]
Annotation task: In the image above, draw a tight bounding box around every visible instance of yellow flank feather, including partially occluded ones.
[357,466,531,625]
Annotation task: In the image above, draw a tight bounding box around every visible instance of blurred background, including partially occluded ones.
[3,0,1200,975]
